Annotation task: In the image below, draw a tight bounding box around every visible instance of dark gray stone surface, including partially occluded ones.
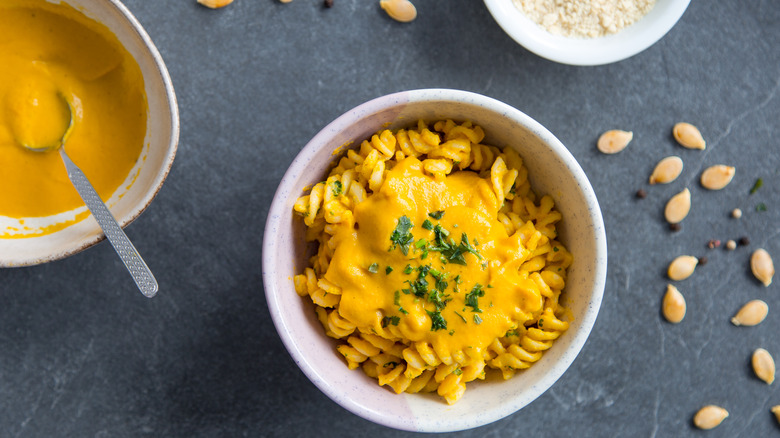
[2,0,780,436]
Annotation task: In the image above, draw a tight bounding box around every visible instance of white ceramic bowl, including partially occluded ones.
[263,89,607,432]
[0,0,179,267]
[484,0,690,66]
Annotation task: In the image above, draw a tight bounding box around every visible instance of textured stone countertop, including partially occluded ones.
[2,1,780,436]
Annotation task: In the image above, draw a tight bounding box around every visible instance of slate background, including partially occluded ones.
[2,0,780,436]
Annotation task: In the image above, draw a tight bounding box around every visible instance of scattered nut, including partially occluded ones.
[707,239,721,249]
[725,240,737,250]
[693,405,728,430]
[597,129,633,154]
[701,165,736,190]
[752,348,775,384]
[673,122,706,150]
[731,208,742,219]
[772,406,780,425]
[662,284,686,323]
[751,248,774,286]
[380,0,417,22]
[664,188,691,224]
[667,255,698,281]
[649,156,683,184]
[731,299,769,326]
[197,0,234,7]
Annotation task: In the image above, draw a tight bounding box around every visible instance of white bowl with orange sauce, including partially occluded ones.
[263,89,607,431]
[0,0,178,267]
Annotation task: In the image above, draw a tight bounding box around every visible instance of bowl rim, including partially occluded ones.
[262,88,607,432]
[0,0,179,267]
[483,0,691,66]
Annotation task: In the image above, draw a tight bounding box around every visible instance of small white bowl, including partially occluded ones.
[0,0,179,267]
[484,0,691,66]
[263,89,607,432]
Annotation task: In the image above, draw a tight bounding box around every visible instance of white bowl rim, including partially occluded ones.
[1,0,179,267]
[263,88,607,432]
[483,0,691,66]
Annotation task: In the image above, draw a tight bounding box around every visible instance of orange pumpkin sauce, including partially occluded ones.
[0,0,147,237]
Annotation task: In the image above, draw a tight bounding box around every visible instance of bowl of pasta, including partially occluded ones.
[263,89,607,432]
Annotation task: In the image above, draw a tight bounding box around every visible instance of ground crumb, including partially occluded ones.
[513,0,657,38]
[636,188,647,199]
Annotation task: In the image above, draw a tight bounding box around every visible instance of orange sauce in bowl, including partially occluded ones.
[0,0,147,237]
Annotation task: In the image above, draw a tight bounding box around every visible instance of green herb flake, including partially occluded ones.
[383,361,399,368]
[465,284,485,313]
[505,329,519,337]
[428,211,445,220]
[394,290,401,306]
[403,264,414,274]
[389,216,414,255]
[381,315,401,327]
[538,318,544,328]
[385,266,394,275]
[331,180,343,197]
[453,368,463,376]
[422,219,434,230]
[756,203,768,212]
[553,246,559,252]
[473,314,483,325]
[454,311,467,323]
[750,178,764,195]
[426,310,447,331]
[367,263,379,273]
[399,307,409,315]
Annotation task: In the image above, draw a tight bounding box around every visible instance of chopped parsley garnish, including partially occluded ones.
[331,180,343,196]
[403,264,413,274]
[381,316,400,327]
[509,182,516,195]
[367,263,379,273]
[399,307,409,315]
[538,319,544,327]
[756,203,768,212]
[383,361,399,368]
[505,329,519,337]
[750,178,763,195]
[389,216,414,255]
[429,227,482,265]
[454,311,467,323]
[394,290,401,306]
[426,309,447,331]
[465,283,485,313]
[422,219,434,230]
[553,246,559,252]
[473,315,483,325]
[453,368,463,376]
[385,266,393,275]
[428,210,445,220]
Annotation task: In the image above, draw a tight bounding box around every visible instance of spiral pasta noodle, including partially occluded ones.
[293,120,572,404]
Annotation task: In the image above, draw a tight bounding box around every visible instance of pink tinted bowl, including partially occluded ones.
[263,89,607,432]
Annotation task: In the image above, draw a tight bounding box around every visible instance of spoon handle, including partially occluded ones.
[59,148,159,298]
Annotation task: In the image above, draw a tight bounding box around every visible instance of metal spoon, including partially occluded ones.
[21,95,158,298]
